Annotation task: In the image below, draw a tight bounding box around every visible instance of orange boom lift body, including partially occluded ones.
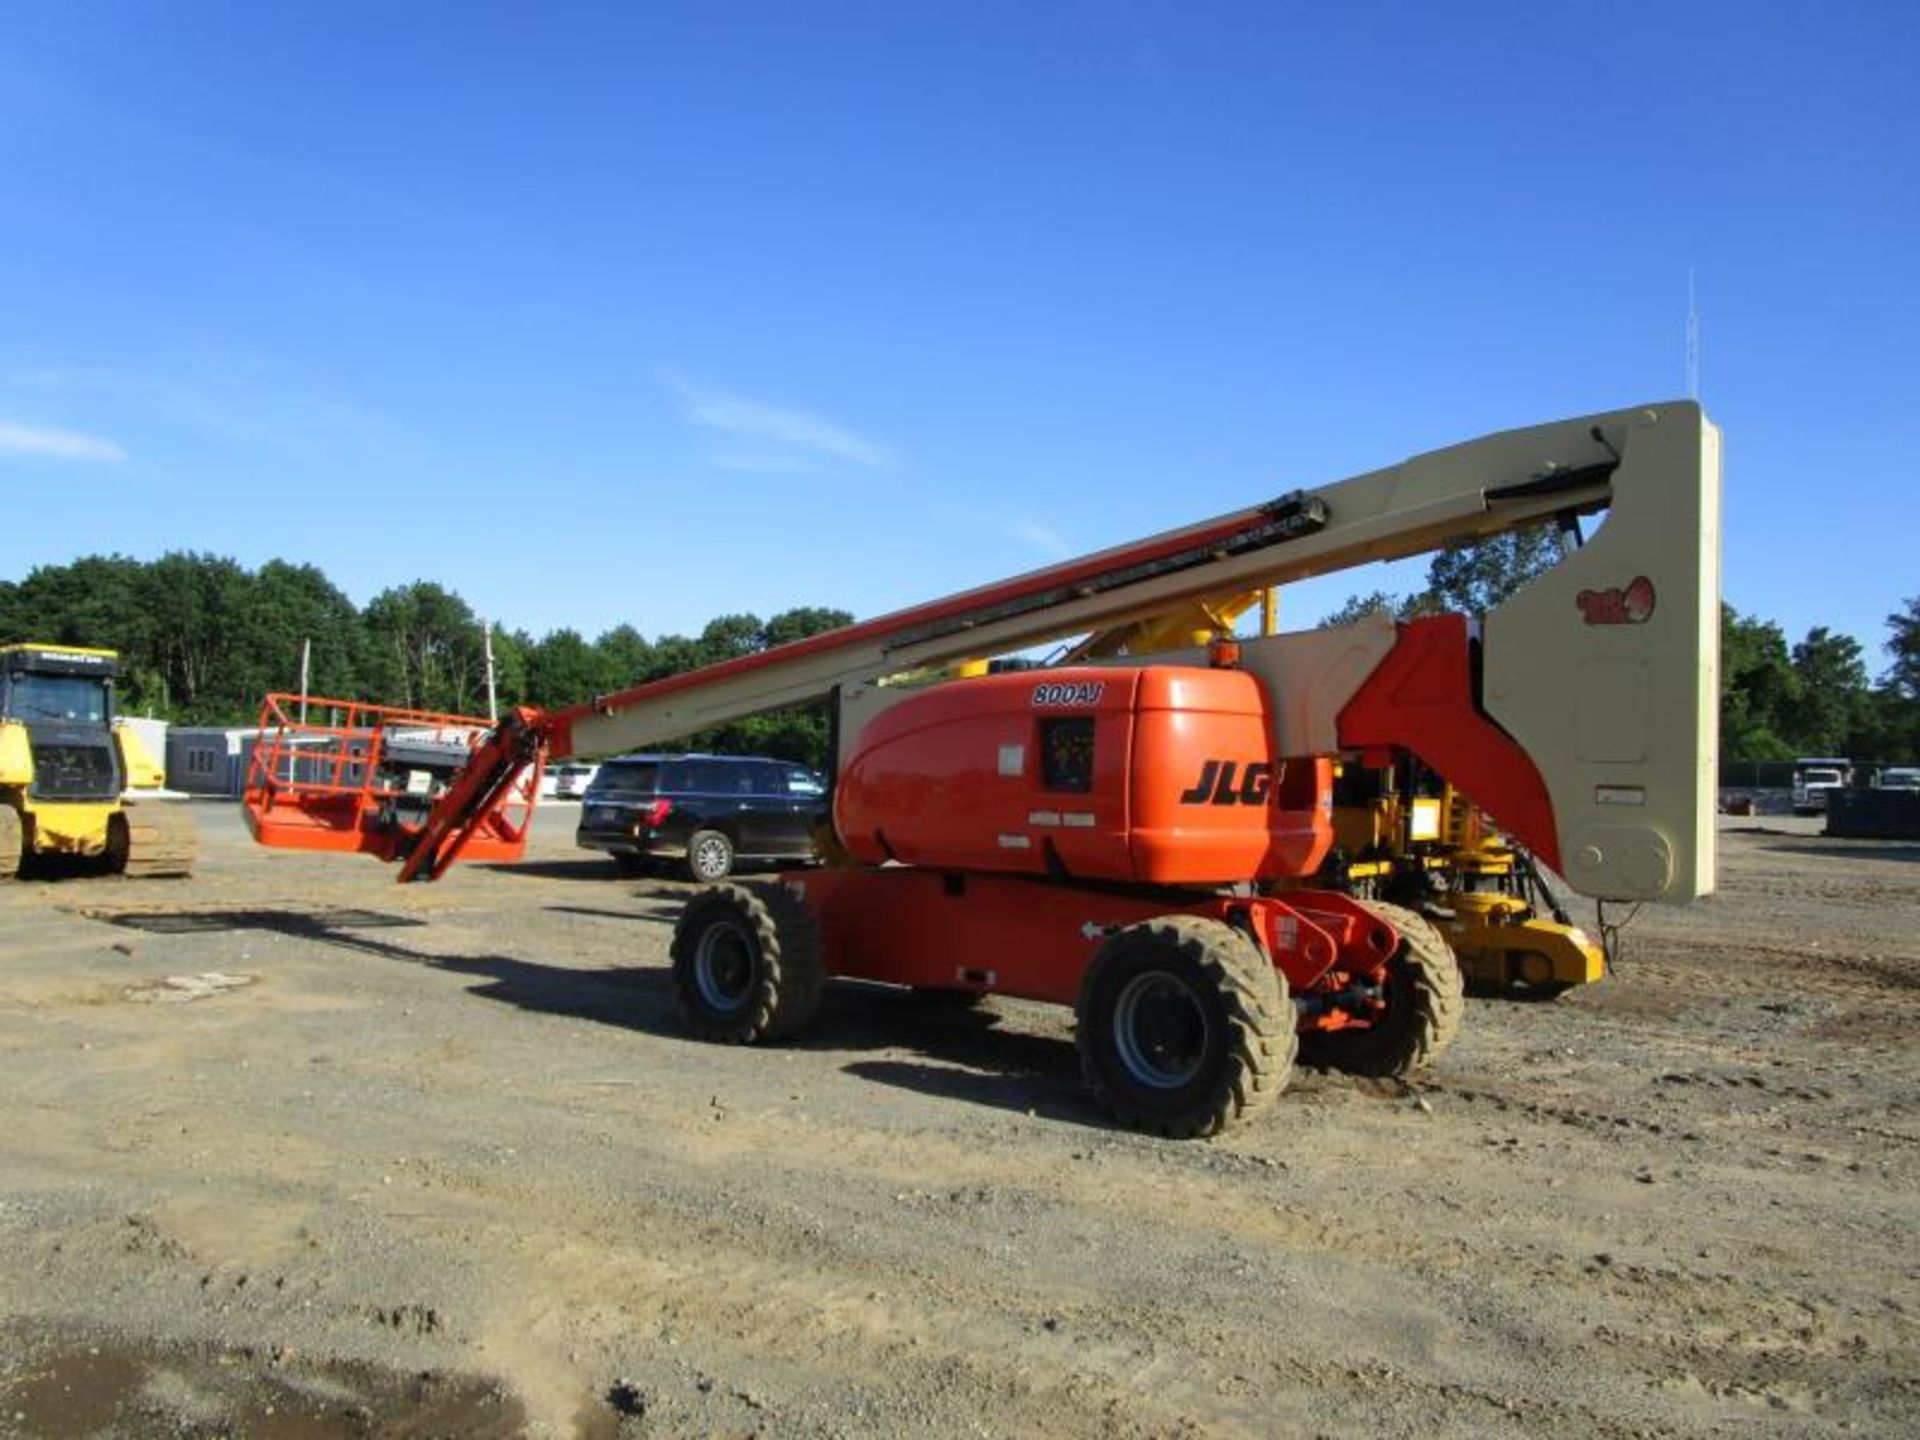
[245,402,1720,1135]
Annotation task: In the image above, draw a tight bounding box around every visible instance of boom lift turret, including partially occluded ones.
[245,401,1720,1135]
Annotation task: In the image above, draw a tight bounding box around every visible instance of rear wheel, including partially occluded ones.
[1077,916,1293,1138]
[671,883,824,1042]
[1299,900,1463,1076]
[686,829,735,883]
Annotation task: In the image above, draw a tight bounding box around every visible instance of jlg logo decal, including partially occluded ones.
[1178,759,1274,806]
[1577,576,1657,625]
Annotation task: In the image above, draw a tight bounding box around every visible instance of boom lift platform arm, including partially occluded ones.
[246,400,1718,901]
[245,401,1717,1135]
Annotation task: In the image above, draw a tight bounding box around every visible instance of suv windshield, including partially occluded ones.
[589,760,659,795]
[7,673,109,724]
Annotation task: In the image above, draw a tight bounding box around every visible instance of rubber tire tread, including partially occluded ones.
[1300,900,1464,1076]
[1077,916,1295,1140]
[671,882,824,1044]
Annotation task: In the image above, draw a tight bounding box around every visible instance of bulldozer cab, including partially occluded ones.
[0,646,124,802]
[0,645,119,726]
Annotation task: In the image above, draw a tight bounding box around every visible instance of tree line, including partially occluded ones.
[4,545,1916,765]
[0,554,850,766]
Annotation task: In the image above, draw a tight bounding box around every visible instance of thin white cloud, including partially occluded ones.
[669,378,896,470]
[1013,517,1073,559]
[707,450,824,475]
[0,420,127,462]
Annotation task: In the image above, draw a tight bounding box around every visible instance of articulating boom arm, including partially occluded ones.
[551,403,1707,763]
[247,402,1718,898]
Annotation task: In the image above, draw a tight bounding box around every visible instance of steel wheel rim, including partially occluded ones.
[692,836,730,879]
[1112,969,1210,1089]
[693,918,755,1012]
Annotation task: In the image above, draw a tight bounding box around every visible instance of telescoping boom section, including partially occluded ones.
[244,401,1719,899]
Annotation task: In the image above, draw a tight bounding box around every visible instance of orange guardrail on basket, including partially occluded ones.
[241,694,541,868]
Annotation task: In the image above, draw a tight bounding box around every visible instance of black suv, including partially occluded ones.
[575,753,829,881]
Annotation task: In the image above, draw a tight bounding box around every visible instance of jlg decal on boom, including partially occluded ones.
[1178,760,1275,806]
[1577,576,1656,625]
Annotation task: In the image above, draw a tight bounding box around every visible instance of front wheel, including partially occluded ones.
[670,883,824,1043]
[1077,916,1293,1139]
[1298,900,1463,1077]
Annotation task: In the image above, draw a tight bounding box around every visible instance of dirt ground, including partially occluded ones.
[1,804,1915,1438]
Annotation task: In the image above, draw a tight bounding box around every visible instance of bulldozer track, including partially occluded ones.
[119,804,196,879]
[0,805,22,880]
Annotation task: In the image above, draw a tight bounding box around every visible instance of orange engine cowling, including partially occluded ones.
[835,666,1332,885]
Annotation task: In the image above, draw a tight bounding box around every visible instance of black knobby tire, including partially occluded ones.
[0,805,22,881]
[670,882,824,1043]
[1299,900,1464,1077]
[1076,916,1294,1139]
[686,829,735,883]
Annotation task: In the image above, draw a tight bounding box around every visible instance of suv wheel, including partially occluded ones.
[687,829,735,882]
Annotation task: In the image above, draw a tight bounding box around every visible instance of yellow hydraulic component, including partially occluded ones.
[1434,889,1605,996]
[1066,590,1265,660]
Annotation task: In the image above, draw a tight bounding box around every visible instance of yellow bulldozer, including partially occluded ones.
[0,643,195,879]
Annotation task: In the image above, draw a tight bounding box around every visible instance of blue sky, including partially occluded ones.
[2,3,1914,672]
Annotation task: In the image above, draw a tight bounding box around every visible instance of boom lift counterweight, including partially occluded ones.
[245,402,1721,1135]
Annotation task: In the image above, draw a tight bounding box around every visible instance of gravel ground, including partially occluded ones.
[0,804,1915,1437]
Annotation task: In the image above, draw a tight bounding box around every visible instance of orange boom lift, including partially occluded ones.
[246,402,1721,1135]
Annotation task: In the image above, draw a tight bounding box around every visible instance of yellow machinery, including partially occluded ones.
[0,643,195,879]
[1323,760,1603,997]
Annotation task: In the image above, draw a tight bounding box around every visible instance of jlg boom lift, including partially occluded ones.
[245,402,1720,1136]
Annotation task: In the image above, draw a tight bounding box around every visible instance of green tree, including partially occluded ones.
[1720,605,1799,761]
[1887,596,1920,700]
[137,552,260,721]
[363,581,487,713]
[1421,525,1563,615]
[244,560,369,710]
[595,624,655,690]
[1787,627,1869,756]
[525,628,616,708]
[763,606,853,649]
